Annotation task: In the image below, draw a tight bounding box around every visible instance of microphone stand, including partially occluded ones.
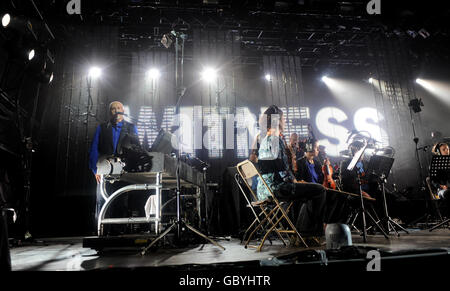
[142,32,224,254]
[378,174,409,236]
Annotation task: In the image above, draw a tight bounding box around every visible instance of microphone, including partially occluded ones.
[111,112,126,124]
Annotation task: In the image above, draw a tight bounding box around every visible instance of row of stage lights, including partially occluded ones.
[88,65,275,83]
[83,66,437,95]
[1,13,53,84]
[87,66,220,82]
[87,67,427,86]
[322,75,428,86]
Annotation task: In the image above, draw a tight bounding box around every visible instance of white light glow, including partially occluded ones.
[369,77,373,84]
[28,49,35,61]
[88,66,102,79]
[147,68,160,80]
[265,74,272,81]
[2,14,10,27]
[321,75,329,82]
[49,73,54,83]
[200,67,217,82]
[415,78,450,106]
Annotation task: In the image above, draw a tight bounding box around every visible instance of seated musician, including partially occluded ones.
[295,138,350,229]
[256,105,344,243]
[288,133,305,164]
[431,142,450,214]
[296,138,323,183]
[88,101,140,228]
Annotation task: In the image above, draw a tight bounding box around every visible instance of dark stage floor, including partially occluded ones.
[9,228,450,271]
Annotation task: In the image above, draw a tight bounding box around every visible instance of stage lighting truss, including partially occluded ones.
[2,16,39,63]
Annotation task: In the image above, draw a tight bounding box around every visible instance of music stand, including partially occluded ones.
[368,155,408,236]
[429,155,450,231]
[347,144,389,242]
[141,129,224,254]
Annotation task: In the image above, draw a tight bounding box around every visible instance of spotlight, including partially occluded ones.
[37,68,53,84]
[200,67,217,82]
[147,68,160,80]
[408,98,424,113]
[88,66,102,79]
[25,48,54,83]
[161,33,173,49]
[321,75,329,82]
[39,61,54,84]
[1,13,10,27]
[265,74,272,81]
[369,77,373,84]
[28,49,35,61]
[416,78,422,84]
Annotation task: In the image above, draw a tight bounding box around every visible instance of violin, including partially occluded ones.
[322,158,337,190]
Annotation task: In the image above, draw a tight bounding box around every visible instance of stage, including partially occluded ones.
[10,228,450,272]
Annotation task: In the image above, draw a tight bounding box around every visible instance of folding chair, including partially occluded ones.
[235,160,308,251]
[234,173,280,245]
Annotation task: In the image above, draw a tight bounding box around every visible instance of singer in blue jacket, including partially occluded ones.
[89,101,140,226]
[89,101,139,183]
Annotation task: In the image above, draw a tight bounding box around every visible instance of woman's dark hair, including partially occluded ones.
[260,105,284,130]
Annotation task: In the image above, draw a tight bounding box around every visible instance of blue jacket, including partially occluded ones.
[89,120,139,174]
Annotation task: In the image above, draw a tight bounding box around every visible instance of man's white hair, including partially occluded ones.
[109,101,124,110]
